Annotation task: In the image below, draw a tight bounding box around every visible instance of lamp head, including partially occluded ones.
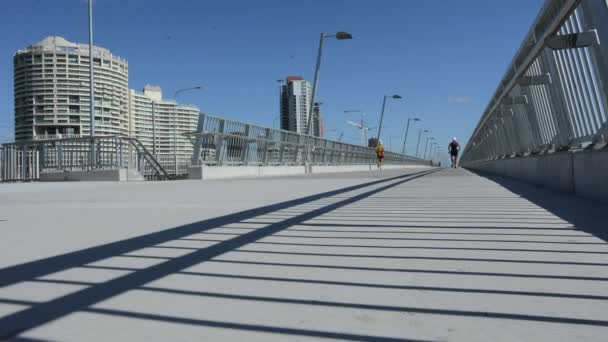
[335,31,353,40]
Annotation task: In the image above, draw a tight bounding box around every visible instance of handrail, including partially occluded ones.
[462,0,608,164]
[122,137,171,180]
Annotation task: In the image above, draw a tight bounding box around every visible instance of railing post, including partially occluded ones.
[192,113,206,165]
[539,47,575,149]
[241,124,251,165]
[215,119,225,165]
[21,145,29,180]
[262,128,271,165]
[579,1,608,145]
[58,142,63,170]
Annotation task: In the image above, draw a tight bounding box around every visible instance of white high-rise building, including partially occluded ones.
[129,85,199,161]
[13,37,201,166]
[13,36,129,141]
[280,76,312,135]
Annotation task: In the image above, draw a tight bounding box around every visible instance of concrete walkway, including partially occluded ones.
[0,168,607,341]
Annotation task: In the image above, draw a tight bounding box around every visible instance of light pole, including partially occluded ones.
[276,79,285,130]
[426,142,437,160]
[424,137,435,159]
[376,94,402,141]
[88,0,96,165]
[416,129,428,157]
[306,31,352,137]
[401,117,420,155]
[173,86,203,175]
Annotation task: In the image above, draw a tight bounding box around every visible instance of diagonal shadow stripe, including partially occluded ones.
[241,222,579,231]
[0,169,437,339]
[0,169,434,289]
[265,234,606,245]
[223,249,608,267]
[227,241,608,255]
[0,298,428,342]
[208,259,608,282]
[201,227,590,237]
[144,245,608,267]
[30,272,608,301]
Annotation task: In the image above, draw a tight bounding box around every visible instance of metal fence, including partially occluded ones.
[0,144,40,182]
[153,154,190,177]
[461,0,608,164]
[1,136,170,181]
[186,113,429,167]
[1,114,430,183]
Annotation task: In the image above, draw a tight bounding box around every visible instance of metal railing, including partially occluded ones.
[1,136,170,182]
[0,144,40,182]
[152,154,191,177]
[462,0,608,164]
[34,134,82,141]
[186,113,429,167]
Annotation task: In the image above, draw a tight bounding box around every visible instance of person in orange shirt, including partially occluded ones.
[375,140,385,169]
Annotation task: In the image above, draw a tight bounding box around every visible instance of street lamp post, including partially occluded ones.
[424,137,435,159]
[401,117,420,155]
[376,94,403,141]
[427,142,437,160]
[173,86,203,175]
[88,0,96,165]
[306,31,352,137]
[416,129,428,157]
[276,79,285,130]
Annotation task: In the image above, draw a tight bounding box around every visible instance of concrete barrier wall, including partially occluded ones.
[465,150,608,203]
[189,164,432,180]
[40,169,145,182]
[188,165,306,180]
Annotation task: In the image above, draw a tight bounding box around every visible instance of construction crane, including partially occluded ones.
[346,120,375,146]
[344,110,375,146]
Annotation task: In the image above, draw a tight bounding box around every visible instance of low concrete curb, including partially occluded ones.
[464,149,608,203]
[188,164,431,180]
[40,169,145,182]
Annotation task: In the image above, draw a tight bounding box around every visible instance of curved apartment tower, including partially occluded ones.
[13,36,129,141]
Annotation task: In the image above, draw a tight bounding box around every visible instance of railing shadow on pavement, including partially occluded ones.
[0,169,437,341]
[2,168,608,341]
[469,169,608,242]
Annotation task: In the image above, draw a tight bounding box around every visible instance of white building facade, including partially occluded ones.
[129,85,199,163]
[13,36,129,141]
[13,37,201,169]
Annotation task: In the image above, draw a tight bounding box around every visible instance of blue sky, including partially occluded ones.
[0,0,544,157]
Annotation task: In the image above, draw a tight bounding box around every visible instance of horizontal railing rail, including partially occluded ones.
[186,113,430,167]
[462,0,608,164]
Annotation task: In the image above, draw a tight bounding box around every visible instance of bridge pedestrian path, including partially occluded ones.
[0,168,607,341]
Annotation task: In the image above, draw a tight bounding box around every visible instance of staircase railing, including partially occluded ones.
[122,137,171,180]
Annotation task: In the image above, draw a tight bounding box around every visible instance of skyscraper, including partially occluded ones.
[279,76,315,135]
[13,36,129,141]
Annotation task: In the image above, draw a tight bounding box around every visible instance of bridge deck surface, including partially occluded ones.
[0,168,607,341]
